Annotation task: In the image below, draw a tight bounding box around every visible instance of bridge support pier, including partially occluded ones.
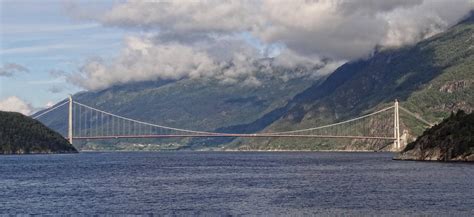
[393,99,401,150]
[68,95,73,144]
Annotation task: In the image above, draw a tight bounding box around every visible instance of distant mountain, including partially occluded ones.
[36,63,322,150]
[37,13,474,151]
[395,110,474,162]
[229,12,474,150]
[0,111,77,154]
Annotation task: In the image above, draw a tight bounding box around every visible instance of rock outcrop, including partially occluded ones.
[394,111,474,162]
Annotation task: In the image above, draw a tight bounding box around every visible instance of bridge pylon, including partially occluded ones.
[68,95,73,144]
[393,99,401,151]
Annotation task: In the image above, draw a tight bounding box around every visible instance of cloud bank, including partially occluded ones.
[0,63,29,77]
[67,0,474,90]
[0,96,33,115]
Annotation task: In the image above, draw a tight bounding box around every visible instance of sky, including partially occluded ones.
[1,0,473,115]
[0,0,130,113]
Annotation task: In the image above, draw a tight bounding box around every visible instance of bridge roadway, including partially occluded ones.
[69,134,396,140]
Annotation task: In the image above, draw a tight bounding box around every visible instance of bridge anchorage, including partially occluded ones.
[32,96,434,151]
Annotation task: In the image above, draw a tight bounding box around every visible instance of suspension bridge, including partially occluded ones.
[32,96,434,150]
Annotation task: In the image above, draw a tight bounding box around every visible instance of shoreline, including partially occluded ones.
[2,149,398,155]
[392,158,474,163]
[0,151,78,155]
[80,149,395,153]
[219,149,391,152]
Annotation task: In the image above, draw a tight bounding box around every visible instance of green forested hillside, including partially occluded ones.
[395,110,474,161]
[35,65,320,150]
[231,13,474,150]
[0,111,77,154]
[35,13,474,151]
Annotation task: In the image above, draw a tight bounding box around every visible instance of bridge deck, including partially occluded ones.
[70,134,396,140]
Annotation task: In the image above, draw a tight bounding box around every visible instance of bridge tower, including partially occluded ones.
[68,95,73,144]
[393,99,401,150]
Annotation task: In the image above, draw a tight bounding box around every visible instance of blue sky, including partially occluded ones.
[0,0,128,108]
[0,0,272,111]
[0,0,267,110]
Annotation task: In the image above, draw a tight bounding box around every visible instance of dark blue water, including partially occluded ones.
[0,152,472,215]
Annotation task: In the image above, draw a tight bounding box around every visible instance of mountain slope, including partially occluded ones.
[229,13,474,150]
[0,111,77,154]
[395,110,474,162]
[36,65,320,150]
[36,13,474,151]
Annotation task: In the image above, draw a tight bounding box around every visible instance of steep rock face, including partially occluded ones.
[231,13,474,151]
[394,111,474,162]
[0,111,77,154]
[439,80,472,93]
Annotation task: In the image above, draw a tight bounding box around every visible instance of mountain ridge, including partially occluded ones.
[34,13,474,151]
[226,12,474,150]
[35,64,322,150]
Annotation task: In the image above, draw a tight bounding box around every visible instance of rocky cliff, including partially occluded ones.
[394,111,474,162]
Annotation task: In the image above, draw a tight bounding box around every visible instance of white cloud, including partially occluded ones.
[68,36,221,90]
[98,0,473,60]
[0,63,29,77]
[257,0,473,59]
[65,0,474,90]
[45,101,55,107]
[0,96,33,115]
[272,49,324,69]
[67,36,308,90]
[380,1,474,47]
[318,60,346,76]
[101,0,258,34]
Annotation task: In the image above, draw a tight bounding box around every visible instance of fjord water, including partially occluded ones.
[0,152,472,215]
